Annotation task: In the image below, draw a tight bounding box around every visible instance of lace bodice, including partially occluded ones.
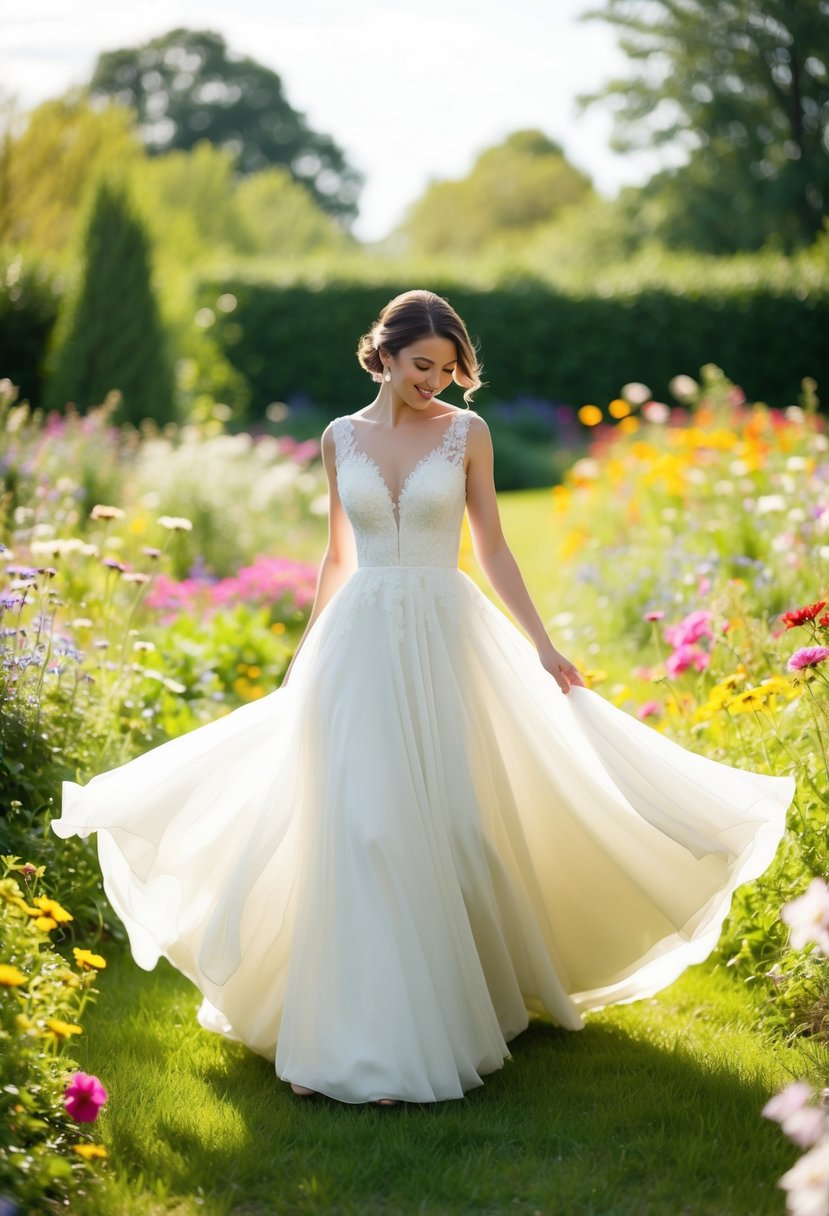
[331,410,476,568]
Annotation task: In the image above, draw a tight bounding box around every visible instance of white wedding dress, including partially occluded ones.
[51,407,795,1104]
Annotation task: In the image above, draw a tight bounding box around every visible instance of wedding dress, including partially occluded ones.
[51,407,795,1104]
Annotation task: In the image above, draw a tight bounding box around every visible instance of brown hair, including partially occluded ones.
[356,289,484,405]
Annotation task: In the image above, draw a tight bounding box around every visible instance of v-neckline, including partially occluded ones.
[345,413,462,529]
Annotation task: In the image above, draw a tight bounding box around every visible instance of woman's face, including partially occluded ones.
[382,336,459,410]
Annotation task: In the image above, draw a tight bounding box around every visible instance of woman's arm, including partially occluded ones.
[281,424,356,686]
[464,415,584,695]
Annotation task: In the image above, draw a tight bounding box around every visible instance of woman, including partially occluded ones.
[52,289,795,1107]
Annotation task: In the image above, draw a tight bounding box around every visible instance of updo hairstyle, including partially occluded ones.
[356,289,483,405]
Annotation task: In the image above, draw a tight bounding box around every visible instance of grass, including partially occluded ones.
[70,945,820,1216]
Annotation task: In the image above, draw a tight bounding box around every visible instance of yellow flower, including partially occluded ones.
[43,1017,83,1041]
[34,916,58,932]
[73,947,107,970]
[0,963,27,986]
[578,404,603,427]
[33,896,73,924]
[73,1143,108,1160]
[608,398,631,419]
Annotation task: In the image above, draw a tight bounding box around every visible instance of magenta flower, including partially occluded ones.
[664,609,714,649]
[787,646,829,672]
[65,1072,108,1123]
[665,644,710,677]
[637,700,663,720]
[644,610,664,622]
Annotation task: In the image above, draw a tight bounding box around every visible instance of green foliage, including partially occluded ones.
[44,178,176,426]
[577,0,829,252]
[0,861,108,1211]
[89,27,363,225]
[0,90,145,259]
[0,252,62,416]
[396,129,595,256]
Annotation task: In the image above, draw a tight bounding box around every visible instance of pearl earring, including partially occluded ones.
[383,369,391,382]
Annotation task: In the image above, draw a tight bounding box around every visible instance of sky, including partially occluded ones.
[0,0,687,241]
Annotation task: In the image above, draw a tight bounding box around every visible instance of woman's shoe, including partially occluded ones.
[290,1082,317,1097]
[374,1097,399,1107]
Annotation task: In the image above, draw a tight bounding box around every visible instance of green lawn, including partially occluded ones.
[71,946,816,1216]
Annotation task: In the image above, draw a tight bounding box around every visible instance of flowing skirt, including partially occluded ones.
[51,566,795,1103]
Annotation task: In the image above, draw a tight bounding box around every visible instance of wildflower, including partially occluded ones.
[578,405,602,427]
[782,878,829,954]
[122,571,150,584]
[90,504,125,521]
[70,618,94,629]
[101,557,127,572]
[764,1081,814,1124]
[73,1143,108,1160]
[781,601,828,629]
[779,1136,829,1216]
[65,1072,107,1122]
[642,401,671,424]
[157,515,193,532]
[141,546,162,559]
[664,609,714,648]
[33,895,73,924]
[44,1017,83,1041]
[787,647,829,672]
[0,963,27,986]
[669,374,698,402]
[665,644,710,677]
[73,947,106,970]
[621,381,651,405]
[644,610,665,622]
[636,700,663,720]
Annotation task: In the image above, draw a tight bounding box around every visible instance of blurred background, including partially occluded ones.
[1,0,826,489]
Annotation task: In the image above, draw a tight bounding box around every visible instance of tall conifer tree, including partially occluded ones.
[46,178,176,424]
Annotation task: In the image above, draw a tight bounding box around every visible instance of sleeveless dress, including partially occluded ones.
[50,407,795,1104]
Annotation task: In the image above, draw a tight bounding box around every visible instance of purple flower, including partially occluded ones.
[787,646,829,672]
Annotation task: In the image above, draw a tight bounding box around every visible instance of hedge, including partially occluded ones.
[194,276,828,421]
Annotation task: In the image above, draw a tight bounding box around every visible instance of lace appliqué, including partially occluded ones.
[326,567,464,645]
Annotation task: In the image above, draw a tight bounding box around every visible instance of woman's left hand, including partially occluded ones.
[538,644,586,695]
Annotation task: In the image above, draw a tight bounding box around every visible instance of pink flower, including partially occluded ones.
[764,1082,814,1124]
[785,1107,829,1150]
[787,647,829,672]
[664,609,714,648]
[665,644,710,677]
[782,878,829,954]
[644,610,664,622]
[64,1072,108,1123]
[637,700,663,720]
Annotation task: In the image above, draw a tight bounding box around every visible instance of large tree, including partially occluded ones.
[396,130,594,256]
[89,27,363,226]
[577,0,829,252]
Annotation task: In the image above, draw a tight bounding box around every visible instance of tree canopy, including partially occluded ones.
[396,130,595,256]
[577,0,829,252]
[89,27,363,226]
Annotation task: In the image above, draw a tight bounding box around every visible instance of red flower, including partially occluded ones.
[780,600,827,629]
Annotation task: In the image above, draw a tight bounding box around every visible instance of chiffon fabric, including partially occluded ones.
[51,407,795,1104]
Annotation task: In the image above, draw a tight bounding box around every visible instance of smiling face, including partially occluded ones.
[380,335,459,411]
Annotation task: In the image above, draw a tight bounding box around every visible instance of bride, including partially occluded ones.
[52,289,795,1107]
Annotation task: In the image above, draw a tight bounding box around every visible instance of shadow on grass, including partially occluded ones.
[76,947,800,1216]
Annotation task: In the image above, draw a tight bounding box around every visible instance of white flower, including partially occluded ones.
[642,401,670,424]
[621,381,651,405]
[157,515,193,532]
[779,1135,829,1216]
[669,374,698,402]
[756,495,787,514]
[786,1108,829,1150]
[782,879,829,954]
[90,503,125,521]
